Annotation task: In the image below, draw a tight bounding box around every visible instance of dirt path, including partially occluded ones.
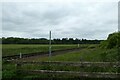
[16,48,84,61]
[4,47,86,61]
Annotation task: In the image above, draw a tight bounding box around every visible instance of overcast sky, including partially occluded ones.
[2,1,118,40]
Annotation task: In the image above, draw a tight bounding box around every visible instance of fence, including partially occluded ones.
[15,61,120,78]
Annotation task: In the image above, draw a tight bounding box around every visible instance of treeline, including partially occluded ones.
[1,37,102,44]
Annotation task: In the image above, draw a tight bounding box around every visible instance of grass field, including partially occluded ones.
[2,44,85,57]
[2,44,119,79]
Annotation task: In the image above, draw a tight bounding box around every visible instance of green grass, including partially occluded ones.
[2,44,85,57]
[17,46,118,79]
[21,63,118,72]
[2,44,89,79]
[2,62,17,79]
[2,44,119,79]
[31,47,118,62]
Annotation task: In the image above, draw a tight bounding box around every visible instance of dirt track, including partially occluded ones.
[3,47,85,61]
[20,48,84,61]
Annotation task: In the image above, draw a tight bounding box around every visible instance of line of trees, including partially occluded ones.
[1,37,102,44]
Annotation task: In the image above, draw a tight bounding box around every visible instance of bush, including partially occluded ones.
[107,32,119,49]
[99,40,108,49]
[100,32,120,49]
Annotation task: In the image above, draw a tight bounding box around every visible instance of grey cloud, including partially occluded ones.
[2,2,118,39]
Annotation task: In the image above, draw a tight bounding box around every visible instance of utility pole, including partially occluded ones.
[49,31,51,57]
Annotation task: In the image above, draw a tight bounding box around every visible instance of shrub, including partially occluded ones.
[100,32,120,49]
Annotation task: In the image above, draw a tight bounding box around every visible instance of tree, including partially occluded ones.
[100,32,120,49]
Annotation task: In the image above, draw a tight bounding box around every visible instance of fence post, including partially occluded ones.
[78,44,79,48]
[20,53,22,58]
